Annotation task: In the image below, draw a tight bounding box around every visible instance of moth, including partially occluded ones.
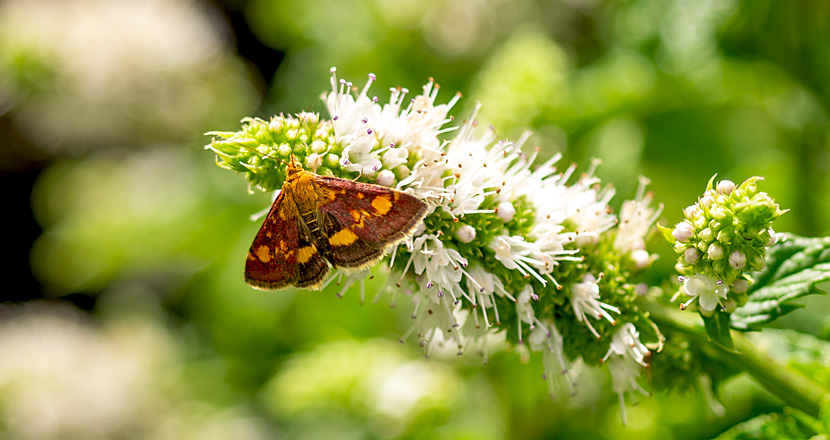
[245,155,428,290]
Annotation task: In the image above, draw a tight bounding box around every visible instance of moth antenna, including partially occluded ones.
[229,140,290,169]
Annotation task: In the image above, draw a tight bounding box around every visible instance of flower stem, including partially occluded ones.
[643,301,828,417]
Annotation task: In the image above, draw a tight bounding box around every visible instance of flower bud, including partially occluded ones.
[325,154,340,168]
[732,278,748,293]
[717,180,735,194]
[376,169,396,187]
[311,139,327,153]
[497,201,516,222]
[751,254,766,271]
[684,247,699,264]
[673,222,694,242]
[729,251,746,270]
[708,244,724,260]
[684,205,700,218]
[723,297,738,313]
[456,224,476,243]
[710,206,727,220]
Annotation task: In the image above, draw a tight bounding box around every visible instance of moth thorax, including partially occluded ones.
[288,173,318,209]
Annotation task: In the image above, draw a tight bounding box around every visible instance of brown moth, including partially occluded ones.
[245,155,428,290]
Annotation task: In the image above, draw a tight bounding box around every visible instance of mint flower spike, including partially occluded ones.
[207,68,666,414]
[662,175,786,314]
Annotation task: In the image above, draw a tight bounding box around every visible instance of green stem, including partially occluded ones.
[644,301,828,417]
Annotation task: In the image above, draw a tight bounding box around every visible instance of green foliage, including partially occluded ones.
[713,411,820,440]
[733,234,830,331]
[703,310,736,350]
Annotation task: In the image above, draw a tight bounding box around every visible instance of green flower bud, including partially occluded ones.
[664,175,785,314]
[205,114,347,191]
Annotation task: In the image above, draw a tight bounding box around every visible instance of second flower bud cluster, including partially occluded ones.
[664,176,785,313]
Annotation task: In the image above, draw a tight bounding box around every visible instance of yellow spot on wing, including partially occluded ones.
[350,209,361,222]
[356,192,364,199]
[329,228,359,246]
[297,245,317,263]
[255,245,271,263]
[371,194,392,215]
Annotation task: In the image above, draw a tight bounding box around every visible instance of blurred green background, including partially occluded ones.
[2,0,829,438]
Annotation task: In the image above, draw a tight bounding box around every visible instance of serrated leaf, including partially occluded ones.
[713,412,817,440]
[746,329,830,390]
[732,234,830,331]
[703,309,735,350]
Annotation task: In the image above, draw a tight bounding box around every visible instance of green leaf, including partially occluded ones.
[732,234,830,331]
[658,223,676,244]
[713,412,818,440]
[706,173,718,192]
[702,309,735,350]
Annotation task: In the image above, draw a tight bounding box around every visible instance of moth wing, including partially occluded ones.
[316,176,428,269]
[320,210,384,269]
[293,229,330,289]
[245,193,329,290]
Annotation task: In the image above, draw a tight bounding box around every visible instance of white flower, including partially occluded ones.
[405,235,468,296]
[464,265,514,330]
[606,355,649,425]
[515,285,542,344]
[766,228,777,246]
[437,115,521,217]
[528,321,575,398]
[602,323,649,367]
[679,274,729,311]
[408,283,464,355]
[614,176,663,263]
[505,153,612,248]
[602,323,650,425]
[569,161,618,246]
[489,235,549,285]
[323,70,459,177]
[570,274,620,339]
[458,307,505,363]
